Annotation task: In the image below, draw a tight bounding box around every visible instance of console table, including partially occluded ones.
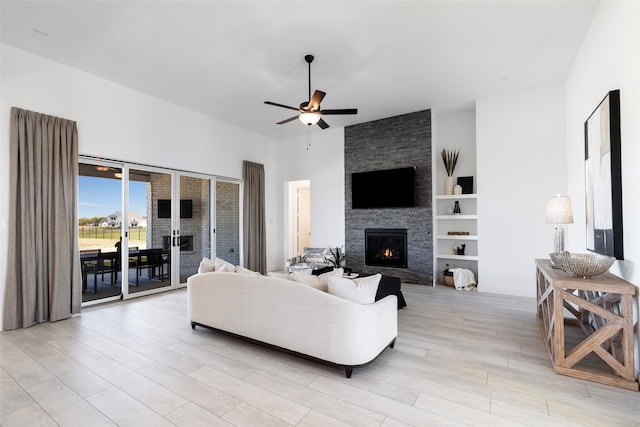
[535,259,638,391]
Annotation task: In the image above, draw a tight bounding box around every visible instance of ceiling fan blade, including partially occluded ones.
[317,118,330,129]
[308,90,326,111]
[277,115,299,125]
[320,108,358,115]
[264,101,300,112]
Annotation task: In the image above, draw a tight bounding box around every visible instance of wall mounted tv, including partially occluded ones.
[351,167,416,209]
[157,199,193,218]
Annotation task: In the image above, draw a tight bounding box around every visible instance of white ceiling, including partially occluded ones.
[1,1,598,140]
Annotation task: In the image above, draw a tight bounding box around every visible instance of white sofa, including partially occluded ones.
[187,271,398,377]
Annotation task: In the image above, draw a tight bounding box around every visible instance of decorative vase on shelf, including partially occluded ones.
[446,176,454,195]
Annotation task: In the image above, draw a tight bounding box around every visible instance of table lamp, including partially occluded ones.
[545,194,574,258]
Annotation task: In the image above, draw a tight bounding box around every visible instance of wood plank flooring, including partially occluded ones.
[1,284,638,426]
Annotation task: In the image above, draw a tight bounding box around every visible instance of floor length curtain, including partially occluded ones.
[242,160,266,273]
[3,107,82,330]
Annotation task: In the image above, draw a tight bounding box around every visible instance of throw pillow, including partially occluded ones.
[317,268,344,292]
[198,257,215,274]
[236,266,261,276]
[290,272,324,291]
[327,273,381,304]
[214,257,236,273]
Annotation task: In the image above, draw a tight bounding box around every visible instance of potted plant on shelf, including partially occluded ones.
[441,148,459,195]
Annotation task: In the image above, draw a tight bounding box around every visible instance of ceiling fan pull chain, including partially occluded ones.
[307,128,311,150]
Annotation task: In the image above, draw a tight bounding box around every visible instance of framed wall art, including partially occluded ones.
[584,89,623,259]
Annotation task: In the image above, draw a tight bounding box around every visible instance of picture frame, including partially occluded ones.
[584,89,623,259]
[457,176,473,194]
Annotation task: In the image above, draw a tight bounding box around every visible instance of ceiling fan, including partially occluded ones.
[264,54,358,129]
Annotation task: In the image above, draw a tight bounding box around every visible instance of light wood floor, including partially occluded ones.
[1,284,638,426]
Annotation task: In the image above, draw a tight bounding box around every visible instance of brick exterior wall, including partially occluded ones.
[215,181,240,265]
[344,110,433,285]
[148,174,211,274]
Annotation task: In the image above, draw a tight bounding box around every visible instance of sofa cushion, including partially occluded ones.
[327,273,381,304]
[236,266,261,276]
[214,257,236,272]
[267,271,290,280]
[290,271,323,290]
[198,257,216,274]
[291,268,344,292]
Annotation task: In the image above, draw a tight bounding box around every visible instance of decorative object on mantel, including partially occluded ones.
[453,200,461,214]
[453,185,462,195]
[545,194,573,267]
[441,148,459,195]
[551,251,615,278]
[454,244,466,256]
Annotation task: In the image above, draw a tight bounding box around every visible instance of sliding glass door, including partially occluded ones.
[79,157,240,304]
[215,180,241,267]
[78,161,124,303]
[124,167,174,296]
[178,174,212,283]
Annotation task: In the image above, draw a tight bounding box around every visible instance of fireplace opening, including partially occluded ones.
[365,228,407,268]
[163,235,194,251]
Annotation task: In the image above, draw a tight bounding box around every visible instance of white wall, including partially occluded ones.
[277,128,345,261]
[476,84,567,298]
[0,45,283,323]
[433,107,477,194]
[565,1,640,373]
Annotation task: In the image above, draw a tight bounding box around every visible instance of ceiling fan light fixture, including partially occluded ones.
[299,112,321,126]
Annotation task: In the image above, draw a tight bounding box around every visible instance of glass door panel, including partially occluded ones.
[126,168,173,296]
[215,180,240,266]
[178,175,211,283]
[78,162,123,303]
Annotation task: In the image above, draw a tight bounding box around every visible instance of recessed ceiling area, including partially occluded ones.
[0,1,599,140]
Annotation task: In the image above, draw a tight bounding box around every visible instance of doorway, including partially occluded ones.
[286,180,311,260]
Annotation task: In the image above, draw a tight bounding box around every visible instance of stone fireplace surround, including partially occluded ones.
[344,110,432,285]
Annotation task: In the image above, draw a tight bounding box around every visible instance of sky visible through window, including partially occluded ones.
[79,176,148,219]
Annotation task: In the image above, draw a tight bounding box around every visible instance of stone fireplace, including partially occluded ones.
[344,109,432,285]
[365,228,407,268]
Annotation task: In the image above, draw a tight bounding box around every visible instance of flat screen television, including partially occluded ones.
[351,167,416,209]
[157,199,193,218]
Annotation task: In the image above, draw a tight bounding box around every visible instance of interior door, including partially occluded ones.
[296,186,311,253]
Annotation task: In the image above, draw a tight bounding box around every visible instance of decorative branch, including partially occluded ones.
[441,148,460,177]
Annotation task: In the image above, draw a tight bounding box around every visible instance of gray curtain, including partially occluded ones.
[3,107,82,330]
[242,160,266,273]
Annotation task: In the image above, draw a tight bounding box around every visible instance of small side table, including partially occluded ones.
[535,259,638,391]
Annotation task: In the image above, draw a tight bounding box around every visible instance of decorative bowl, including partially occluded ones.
[549,252,568,269]
[553,252,615,278]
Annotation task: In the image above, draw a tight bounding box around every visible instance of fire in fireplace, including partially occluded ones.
[365,228,408,268]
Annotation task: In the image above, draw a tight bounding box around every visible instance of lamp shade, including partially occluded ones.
[299,112,321,126]
[545,195,574,224]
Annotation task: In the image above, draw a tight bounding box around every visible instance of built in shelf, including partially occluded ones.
[436,254,479,261]
[435,194,478,200]
[436,235,478,240]
[435,215,478,220]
